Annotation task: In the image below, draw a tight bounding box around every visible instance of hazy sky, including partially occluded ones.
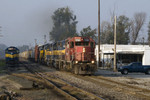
[0,0,150,47]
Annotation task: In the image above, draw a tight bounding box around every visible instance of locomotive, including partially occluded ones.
[20,37,97,75]
[5,46,19,66]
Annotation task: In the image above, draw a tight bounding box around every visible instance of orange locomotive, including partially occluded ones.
[64,37,96,74]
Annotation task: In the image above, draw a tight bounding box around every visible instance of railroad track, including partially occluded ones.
[70,73,150,100]
[13,61,103,100]
[14,60,150,100]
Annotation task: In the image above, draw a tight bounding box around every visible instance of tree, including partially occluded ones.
[148,21,150,45]
[101,21,114,44]
[80,26,97,40]
[49,7,78,41]
[116,15,131,44]
[130,12,146,44]
[17,45,29,52]
[0,44,7,59]
[101,15,131,44]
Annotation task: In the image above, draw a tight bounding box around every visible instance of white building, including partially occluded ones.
[95,45,150,67]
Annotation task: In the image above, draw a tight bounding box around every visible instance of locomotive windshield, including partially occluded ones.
[46,45,51,51]
[5,50,19,53]
[75,42,89,46]
[90,42,94,48]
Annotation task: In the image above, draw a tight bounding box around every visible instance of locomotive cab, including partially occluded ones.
[5,46,19,66]
[65,37,96,74]
[38,45,44,63]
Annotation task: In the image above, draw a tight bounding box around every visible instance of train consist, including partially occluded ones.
[20,37,97,75]
[5,46,19,66]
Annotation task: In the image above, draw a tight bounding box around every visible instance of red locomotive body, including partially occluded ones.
[34,45,39,62]
[65,37,96,74]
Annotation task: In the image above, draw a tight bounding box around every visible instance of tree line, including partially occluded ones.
[49,7,97,42]
[49,7,150,45]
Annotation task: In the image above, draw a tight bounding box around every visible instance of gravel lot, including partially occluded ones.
[0,65,69,100]
[96,68,150,90]
[47,72,141,100]
[0,62,150,100]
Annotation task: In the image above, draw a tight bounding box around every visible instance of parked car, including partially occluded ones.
[118,62,150,75]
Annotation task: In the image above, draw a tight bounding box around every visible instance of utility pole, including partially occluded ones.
[142,37,145,46]
[98,0,101,67]
[44,35,47,44]
[35,39,37,46]
[114,16,117,72]
[29,43,32,49]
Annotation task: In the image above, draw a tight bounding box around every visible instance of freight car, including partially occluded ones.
[20,37,97,75]
[5,46,19,66]
[28,47,35,61]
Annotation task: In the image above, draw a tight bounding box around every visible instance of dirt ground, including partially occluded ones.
[0,63,150,100]
[0,65,68,100]
[96,69,150,90]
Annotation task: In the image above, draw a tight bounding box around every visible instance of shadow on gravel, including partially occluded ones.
[94,69,150,79]
[0,61,56,76]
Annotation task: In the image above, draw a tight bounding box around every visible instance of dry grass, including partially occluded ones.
[0,59,6,73]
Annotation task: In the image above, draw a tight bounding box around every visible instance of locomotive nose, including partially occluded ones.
[75,47,92,62]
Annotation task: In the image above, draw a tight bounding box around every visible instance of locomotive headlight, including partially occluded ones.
[91,61,95,64]
[75,61,78,64]
[83,48,85,53]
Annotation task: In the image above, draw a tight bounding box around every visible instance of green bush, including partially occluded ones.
[0,59,5,67]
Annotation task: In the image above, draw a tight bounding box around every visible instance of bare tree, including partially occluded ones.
[148,21,150,45]
[130,12,146,44]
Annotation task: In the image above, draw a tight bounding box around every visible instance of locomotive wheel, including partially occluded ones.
[74,66,79,75]
[58,61,62,70]
[52,61,56,68]
[47,61,50,66]
[59,62,64,70]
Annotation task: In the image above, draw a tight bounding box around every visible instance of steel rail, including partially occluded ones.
[71,73,150,100]
[89,76,150,99]
[17,62,78,100]
[17,61,103,100]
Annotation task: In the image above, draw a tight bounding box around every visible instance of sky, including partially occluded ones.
[0,0,150,47]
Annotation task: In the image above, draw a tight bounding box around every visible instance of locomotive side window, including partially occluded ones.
[53,43,57,50]
[47,45,50,49]
[90,42,94,48]
[70,42,74,48]
[60,43,62,47]
[16,50,19,53]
